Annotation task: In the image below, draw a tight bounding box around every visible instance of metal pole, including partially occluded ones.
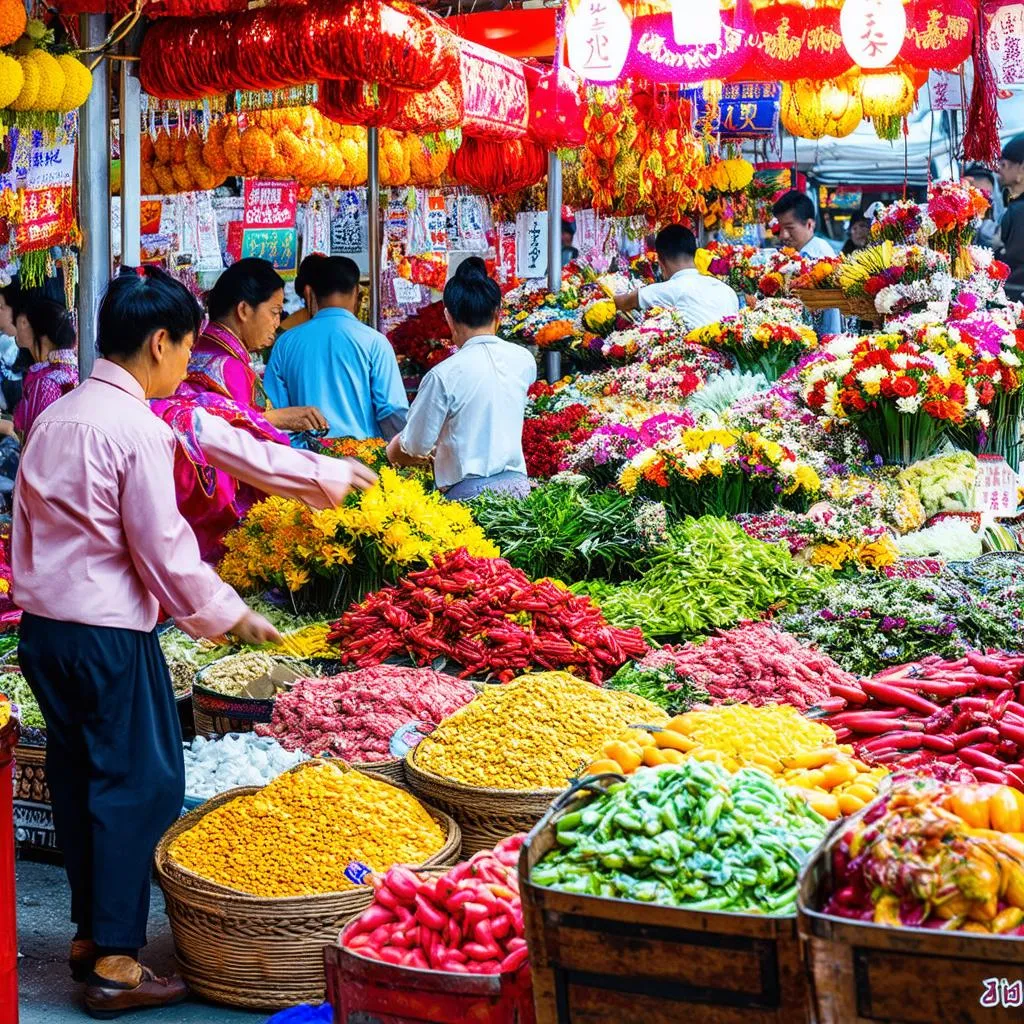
[118,34,142,269]
[77,14,111,380]
[544,151,562,384]
[367,126,381,331]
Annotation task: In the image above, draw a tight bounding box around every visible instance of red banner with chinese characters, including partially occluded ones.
[243,179,298,229]
[15,186,74,251]
[458,38,529,140]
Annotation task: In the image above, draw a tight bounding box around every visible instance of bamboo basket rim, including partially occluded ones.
[155,759,461,905]
[192,653,315,701]
[405,745,566,805]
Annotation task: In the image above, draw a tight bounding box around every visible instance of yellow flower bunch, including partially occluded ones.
[807,536,900,571]
[219,469,496,608]
[583,299,617,335]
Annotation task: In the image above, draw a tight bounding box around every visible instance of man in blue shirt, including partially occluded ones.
[265,256,409,442]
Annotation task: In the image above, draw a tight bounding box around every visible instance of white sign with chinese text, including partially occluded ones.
[515,212,548,279]
[566,0,631,83]
[927,70,963,112]
[974,455,1018,522]
[987,2,1024,86]
[26,145,75,190]
[840,0,907,70]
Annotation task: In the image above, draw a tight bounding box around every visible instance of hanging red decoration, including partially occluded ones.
[901,0,974,72]
[449,137,545,194]
[390,77,464,134]
[317,80,404,128]
[963,1,1002,163]
[528,66,585,150]
[738,4,854,83]
[459,38,529,140]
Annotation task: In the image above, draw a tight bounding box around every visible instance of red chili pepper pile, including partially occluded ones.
[328,549,648,683]
[825,651,1024,790]
[642,622,856,713]
[343,836,529,975]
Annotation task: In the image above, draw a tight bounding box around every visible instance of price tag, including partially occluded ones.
[344,861,373,886]
[393,278,422,305]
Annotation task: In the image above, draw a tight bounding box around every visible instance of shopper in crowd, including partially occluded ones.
[841,214,870,255]
[11,297,78,438]
[188,258,327,433]
[266,255,408,442]
[0,285,32,417]
[561,219,579,266]
[388,257,535,500]
[614,224,740,328]
[278,252,327,334]
[154,258,377,562]
[773,190,841,335]
[998,133,1024,301]
[964,164,1002,251]
[11,268,288,1018]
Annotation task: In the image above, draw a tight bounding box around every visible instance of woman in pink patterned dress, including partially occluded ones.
[12,298,78,439]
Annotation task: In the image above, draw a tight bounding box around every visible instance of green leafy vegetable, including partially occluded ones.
[607,661,709,715]
[574,516,828,641]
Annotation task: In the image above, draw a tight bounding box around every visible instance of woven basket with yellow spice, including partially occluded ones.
[405,671,666,855]
[155,760,460,1009]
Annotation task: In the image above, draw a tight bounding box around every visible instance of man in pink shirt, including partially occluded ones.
[12,268,372,1017]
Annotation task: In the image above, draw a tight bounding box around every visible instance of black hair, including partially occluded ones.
[0,284,23,316]
[849,214,869,229]
[442,257,501,328]
[206,258,285,322]
[654,224,698,263]
[311,256,360,301]
[772,190,816,224]
[964,164,995,186]
[19,298,76,354]
[1002,133,1024,166]
[561,219,576,237]
[295,253,327,297]
[97,267,203,360]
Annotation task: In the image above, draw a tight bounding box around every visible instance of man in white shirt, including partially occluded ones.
[773,190,842,336]
[614,224,739,327]
[387,258,536,500]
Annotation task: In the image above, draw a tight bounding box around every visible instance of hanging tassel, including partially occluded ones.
[963,2,1002,164]
[18,249,49,290]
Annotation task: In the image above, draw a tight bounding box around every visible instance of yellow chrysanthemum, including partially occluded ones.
[0,53,24,109]
[28,50,65,111]
[9,57,40,112]
[57,54,93,111]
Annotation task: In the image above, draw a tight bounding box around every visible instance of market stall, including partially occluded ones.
[4,0,1024,1021]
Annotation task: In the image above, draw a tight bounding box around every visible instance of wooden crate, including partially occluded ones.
[12,743,58,852]
[798,817,1024,1023]
[519,789,811,1024]
[325,932,535,1024]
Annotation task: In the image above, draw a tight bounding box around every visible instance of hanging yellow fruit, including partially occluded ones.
[0,0,26,48]
[240,126,273,175]
[0,53,24,109]
[56,54,92,111]
[860,71,916,120]
[9,56,40,112]
[28,50,65,111]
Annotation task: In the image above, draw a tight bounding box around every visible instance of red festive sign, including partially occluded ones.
[458,38,529,140]
[243,179,298,229]
[15,186,74,250]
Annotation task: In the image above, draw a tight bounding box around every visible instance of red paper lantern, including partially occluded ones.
[528,66,585,150]
[459,38,529,140]
[449,137,545,194]
[317,80,404,127]
[901,0,974,71]
[738,4,853,83]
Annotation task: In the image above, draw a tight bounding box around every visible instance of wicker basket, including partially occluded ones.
[404,750,559,856]
[792,288,879,321]
[154,762,461,1010]
[351,757,405,788]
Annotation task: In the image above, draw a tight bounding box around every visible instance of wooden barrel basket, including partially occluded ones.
[12,742,58,852]
[154,764,462,1010]
[404,749,559,856]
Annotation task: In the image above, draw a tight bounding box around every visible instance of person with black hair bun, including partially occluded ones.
[11,266,287,1016]
[278,252,328,333]
[11,296,78,436]
[189,257,327,433]
[387,257,536,499]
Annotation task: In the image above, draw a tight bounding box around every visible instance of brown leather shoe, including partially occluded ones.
[84,956,188,1019]
[69,939,97,983]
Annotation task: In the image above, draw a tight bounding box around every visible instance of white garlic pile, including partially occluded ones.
[183,732,309,800]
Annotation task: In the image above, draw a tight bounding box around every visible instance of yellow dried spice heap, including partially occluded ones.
[414,671,667,791]
[168,763,446,897]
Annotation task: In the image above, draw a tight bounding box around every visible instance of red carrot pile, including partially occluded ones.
[343,836,528,975]
[329,549,648,684]
[642,622,856,712]
[825,651,1024,790]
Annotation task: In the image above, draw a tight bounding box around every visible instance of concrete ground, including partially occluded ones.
[16,858,268,1023]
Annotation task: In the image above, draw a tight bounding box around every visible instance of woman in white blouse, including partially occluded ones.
[387,258,536,499]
